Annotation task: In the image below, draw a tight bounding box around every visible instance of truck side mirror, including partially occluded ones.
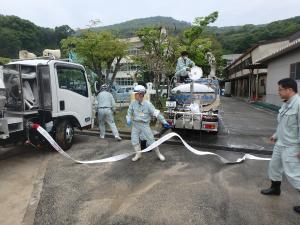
[94,81,100,93]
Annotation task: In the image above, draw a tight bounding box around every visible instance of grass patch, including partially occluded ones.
[94,97,167,133]
[114,107,131,132]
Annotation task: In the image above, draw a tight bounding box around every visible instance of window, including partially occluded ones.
[115,78,134,86]
[119,64,128,71]
[297,63,300,80]
[290,64,296,79]
[38,65,52,110]
[57,66,88,97]
[291,62,300,80]
[126,48,141,56]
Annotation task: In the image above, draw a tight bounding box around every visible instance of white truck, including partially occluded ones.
[164,67,220,133]
[0,58,92,150]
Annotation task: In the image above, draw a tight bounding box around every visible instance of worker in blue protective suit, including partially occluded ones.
[260,78,300,214]
[97,84,122,141]
[126,85,171,161]
[175,51,195,83]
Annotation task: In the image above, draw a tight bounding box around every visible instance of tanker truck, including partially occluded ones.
[164,66,220,133]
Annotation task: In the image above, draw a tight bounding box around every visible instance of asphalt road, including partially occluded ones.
[28,135,299,225]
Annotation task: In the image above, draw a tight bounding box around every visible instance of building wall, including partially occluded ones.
[226,40,289,99]
[222,54,242,67]
[266,49,300,106]
[108,37,142,86]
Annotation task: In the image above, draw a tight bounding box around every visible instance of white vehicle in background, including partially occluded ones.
[224,81,231,96]
[112,86,134,102]
[0,58,92,150]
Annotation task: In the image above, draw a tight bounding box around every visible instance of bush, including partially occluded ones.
[0,57,10,65]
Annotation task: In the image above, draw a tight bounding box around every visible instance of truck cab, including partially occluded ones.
[0,59,92,150]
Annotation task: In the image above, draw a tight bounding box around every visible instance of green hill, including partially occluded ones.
[87,15,300,53]
[206,16,300,54]
[0,14,74,58]
[87,16,191,37]
[1,14,300,58]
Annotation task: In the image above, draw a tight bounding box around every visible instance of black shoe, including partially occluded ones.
[294,206,300,214]
[261,181,281,196]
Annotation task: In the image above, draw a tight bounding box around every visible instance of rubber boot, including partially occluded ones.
[154,147,165,161]
[294,206,300,213]
[294,190,300,213]
[261,181,281,196]
[132,145,142,162]
[115,136,122,141]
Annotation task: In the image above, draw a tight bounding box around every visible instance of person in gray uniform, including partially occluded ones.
[126,85,170,161]
[175,51,195,82]
[260,78,300,214]
[96,84,122,141]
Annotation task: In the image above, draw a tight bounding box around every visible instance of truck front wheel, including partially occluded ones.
[55,120,74,150]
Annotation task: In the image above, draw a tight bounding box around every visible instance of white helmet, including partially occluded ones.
[133,85,146,94]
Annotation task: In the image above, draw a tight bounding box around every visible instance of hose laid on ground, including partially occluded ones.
[31,124,270,165]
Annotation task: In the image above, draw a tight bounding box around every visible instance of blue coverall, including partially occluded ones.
[175,56,195,78]
[127,100,167,146]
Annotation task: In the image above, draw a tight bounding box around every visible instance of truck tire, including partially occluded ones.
[212,130,219,135]
[55,120,74,150]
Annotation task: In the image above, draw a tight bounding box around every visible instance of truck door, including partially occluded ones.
[55,64,92,128]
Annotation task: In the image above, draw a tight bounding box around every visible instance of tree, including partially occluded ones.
[0,27,21,57]
[179,12,223,77]
[135,27,181,107]
[54,25,75,46]
[61,30,128,85]
[184,11,218,44]
[0,15,74,58]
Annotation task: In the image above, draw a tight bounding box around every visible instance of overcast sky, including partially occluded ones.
[1,0,299,29]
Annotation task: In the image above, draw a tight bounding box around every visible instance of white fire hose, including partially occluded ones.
[31,124,270,165]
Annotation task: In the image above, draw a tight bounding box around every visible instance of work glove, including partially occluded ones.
[163,123,171,129]
[126,116,131,127]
